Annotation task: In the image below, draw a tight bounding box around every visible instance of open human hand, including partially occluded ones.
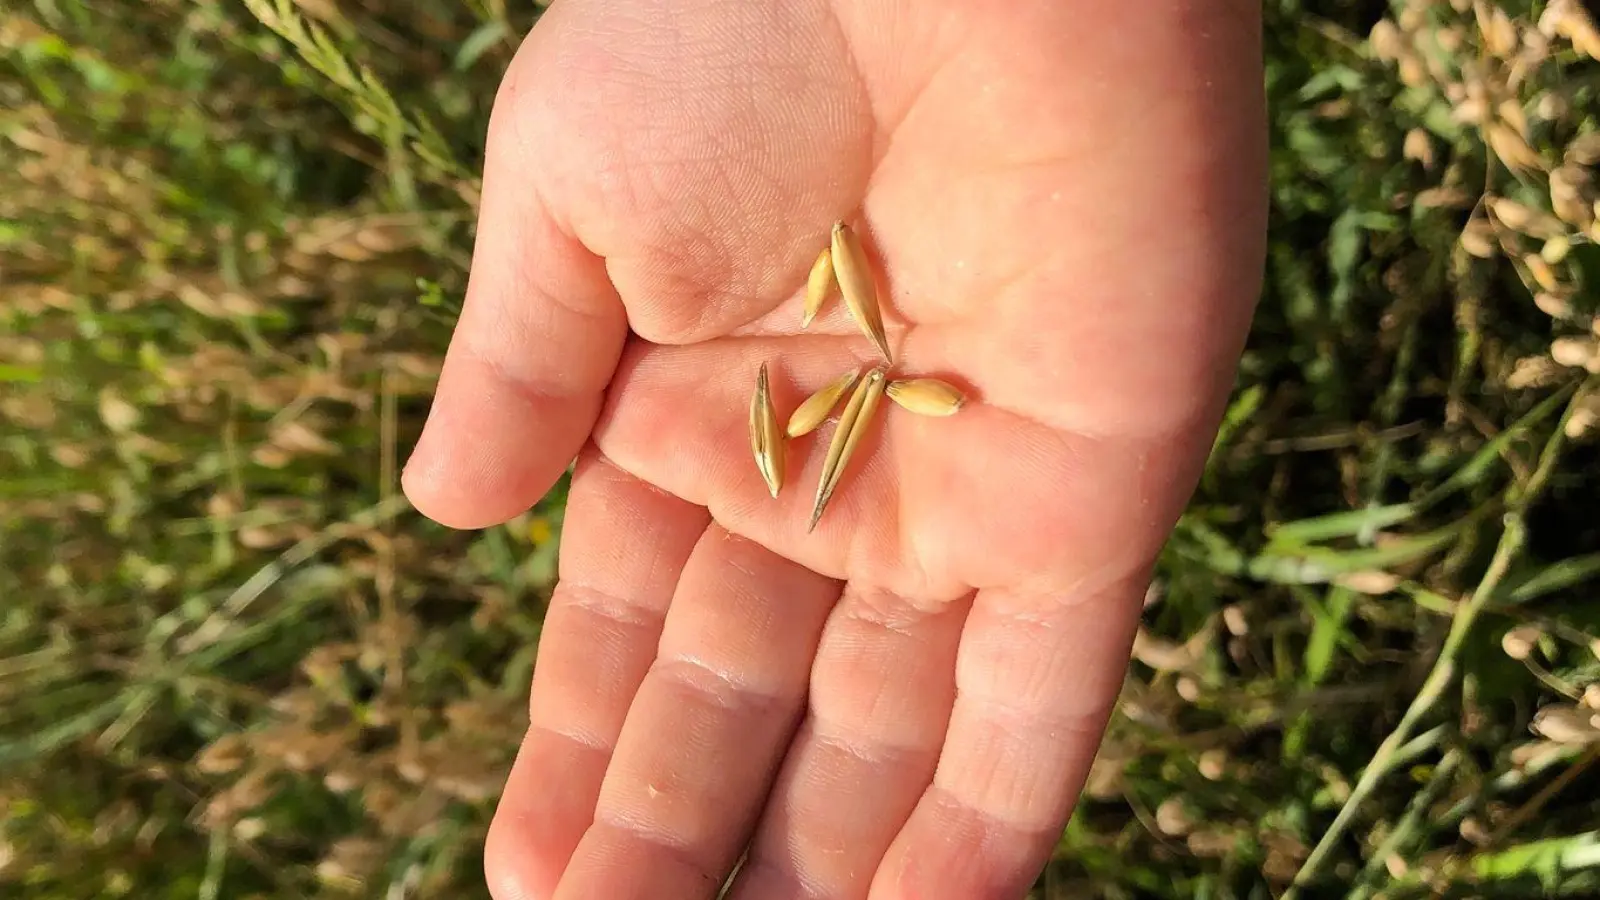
[402,1,1266,897]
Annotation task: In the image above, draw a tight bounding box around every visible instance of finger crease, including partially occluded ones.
[527,719,611,755]
[734,853,825,900]
[810,723,939,770]
[460,338,594,407]
[923,783,1063,847]
[964,693,1111,742]
[838,585,957,635]
[587,815,724,889]
[651,654,793,716]
[557,582,667,631]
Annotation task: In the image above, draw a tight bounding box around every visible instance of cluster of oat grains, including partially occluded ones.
[749,220,967,531]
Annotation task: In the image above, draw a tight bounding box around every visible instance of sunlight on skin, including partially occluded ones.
[402,0,1267,897]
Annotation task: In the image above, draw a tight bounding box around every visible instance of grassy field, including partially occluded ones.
[4,1,1600,897]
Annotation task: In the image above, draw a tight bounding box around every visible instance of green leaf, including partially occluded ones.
[0,364,43,383]
[1247,523,1461,584]
[1418,385,1577,509]
[1303,586,1356,685]
[1211,385,1265,458]
[1474,832,1600,884]
[1267,503,1418,547]
[1505,554,1600,606]
[0,696,126,767]
[455,21,509,71]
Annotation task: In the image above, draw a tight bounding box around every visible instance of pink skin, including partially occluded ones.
[402,1,1267,898]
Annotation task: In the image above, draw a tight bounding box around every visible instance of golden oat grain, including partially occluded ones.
[786,369,859,438]
[809,366,887,532]
[749,362,784,498]
[885,378,966,417]
[802,247,834,329]
[830,221,892,362]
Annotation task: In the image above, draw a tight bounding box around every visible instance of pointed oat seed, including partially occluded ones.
[749,362,784,498]
[886,378,966,417]
[786,369,859,438]
[802,247,834,329]
[809,366,887,532]
[830,221,892,363]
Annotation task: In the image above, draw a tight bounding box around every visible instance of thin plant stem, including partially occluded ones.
[1286,377,1595,898]
[1348,749,1463,900]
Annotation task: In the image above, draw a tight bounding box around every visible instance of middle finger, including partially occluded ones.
[553,526,841,899]
[728,585,969,899]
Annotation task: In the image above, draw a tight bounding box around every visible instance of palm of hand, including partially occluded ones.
[404,2,1265,898]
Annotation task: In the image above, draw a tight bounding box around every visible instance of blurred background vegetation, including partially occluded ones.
[3,0,1599,897]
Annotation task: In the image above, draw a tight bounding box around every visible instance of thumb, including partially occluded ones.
[402,67,626,529]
